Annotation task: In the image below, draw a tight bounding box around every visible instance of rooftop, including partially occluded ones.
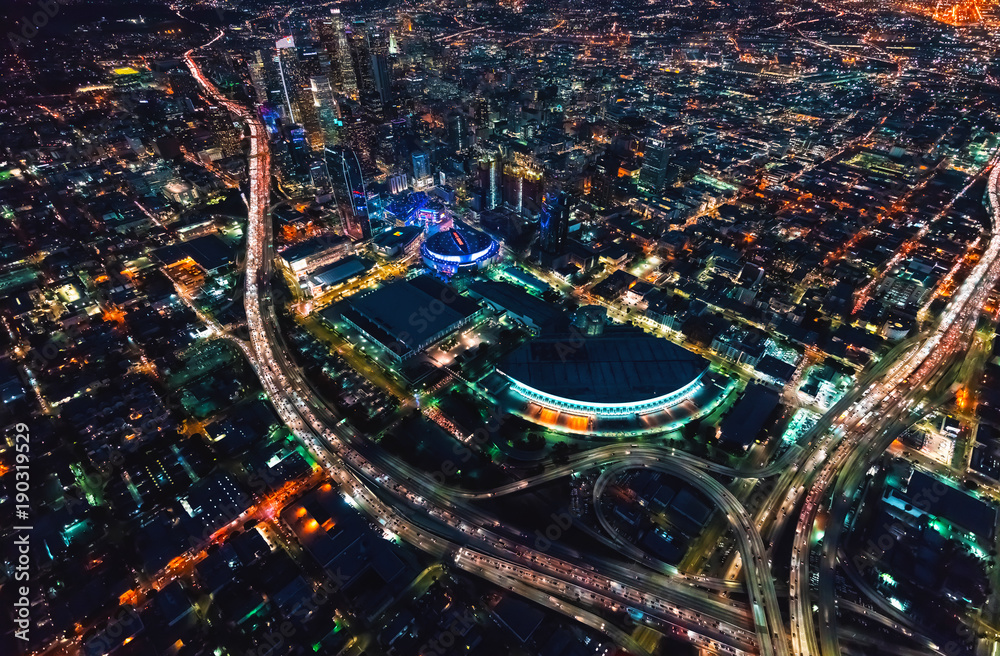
[423,221,495,259]
[499,327,706,404]
[324,275,481,357]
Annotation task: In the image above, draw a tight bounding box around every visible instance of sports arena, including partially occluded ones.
[493,328,735,436]
[421,221,499,275]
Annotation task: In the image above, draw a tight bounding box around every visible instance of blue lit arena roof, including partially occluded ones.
[422,221,497,267]
[498,328,707,406]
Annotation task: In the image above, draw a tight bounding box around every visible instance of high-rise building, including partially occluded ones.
[539,190,571,255]
[334,15,357,95]
[314,10,357,95]
[478,152,502,211]
[309,156,331,192]
[312,17,341,87]
[275,36,301,122]
[412,151,431,183]
[275,123,313,189]
[311,75,341,147]
[348,23,375,105]
[447,112,471,152]
[326,146,372,239]
[503,167,543,217]
[275,36,324,150]
[367,27,392,110]
[248,50,274,106]
[379,118,408,165]
[639,137,670,194]
[295,46,325,150]
[344,21,391,114]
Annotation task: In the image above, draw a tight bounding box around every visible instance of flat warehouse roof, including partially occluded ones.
[324,275,480,355]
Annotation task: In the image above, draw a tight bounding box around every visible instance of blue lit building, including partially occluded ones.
[421,220,500,276]
[326,145,372,239]
[494,327,734,435]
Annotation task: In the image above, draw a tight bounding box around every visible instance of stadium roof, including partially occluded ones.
[424,221,494,259]
[499,328,706,404]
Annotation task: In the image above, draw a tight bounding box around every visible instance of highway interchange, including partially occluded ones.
[185,34,1000,656]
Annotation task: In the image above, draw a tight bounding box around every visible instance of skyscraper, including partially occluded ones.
[412,151,431,184]
[367,27,392,110]
[447,112,471,152]
[539,190,571,255]
[326,145,372,239]
[639,136,670,194]
[279,123,313,189]
[248,50,275,107]
[346,21,390,115]
[334,11,358,95]
[275,36,300,122]
[478,152,502,211]
[311,75,341,147]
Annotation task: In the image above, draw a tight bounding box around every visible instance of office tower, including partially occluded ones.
[317,9,357,94]
[412,151,431,182]
[347,22,374,102]
[295,46,325,150]
[276,123,313,189]
[275,36,326,150]
[311,75,341,147]
[368,27,392,109]
[539,190,571,254]
[639,137,670,194]
[247,51,270,105]
[345,21,390,114]
[254,49,288,111]
[343,117,379,174]
[478,152,502,211]
[326,145,372,239]
[275,36,300,122]
[447,113,470,152]
[309,155,330,191]
[377,118,408,165]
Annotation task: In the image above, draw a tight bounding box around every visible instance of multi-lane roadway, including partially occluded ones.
[185,33,1000,656]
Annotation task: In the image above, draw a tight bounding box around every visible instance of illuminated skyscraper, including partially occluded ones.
[274,36,325,151]
[275,36,300,122]
[248,50,272,105]
[478,152,502,211]
[412,151,431,183]
[539,190,571,255]
[346,21,390,114]
[447,112,471,152]
[368,27,392,110]
[309,156,330,191]
[311,75,341,147]
[326,9,357,94]
[639,137,670,194]
[326,145,372,239]
[277,123,313,189]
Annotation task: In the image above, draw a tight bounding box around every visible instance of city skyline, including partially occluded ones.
[2,1,1000,656]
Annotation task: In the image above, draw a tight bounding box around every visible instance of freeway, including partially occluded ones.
[789,158,1000,656]
[594,460,788,656]
[183,36,762,655]
[183,30,1000,656]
